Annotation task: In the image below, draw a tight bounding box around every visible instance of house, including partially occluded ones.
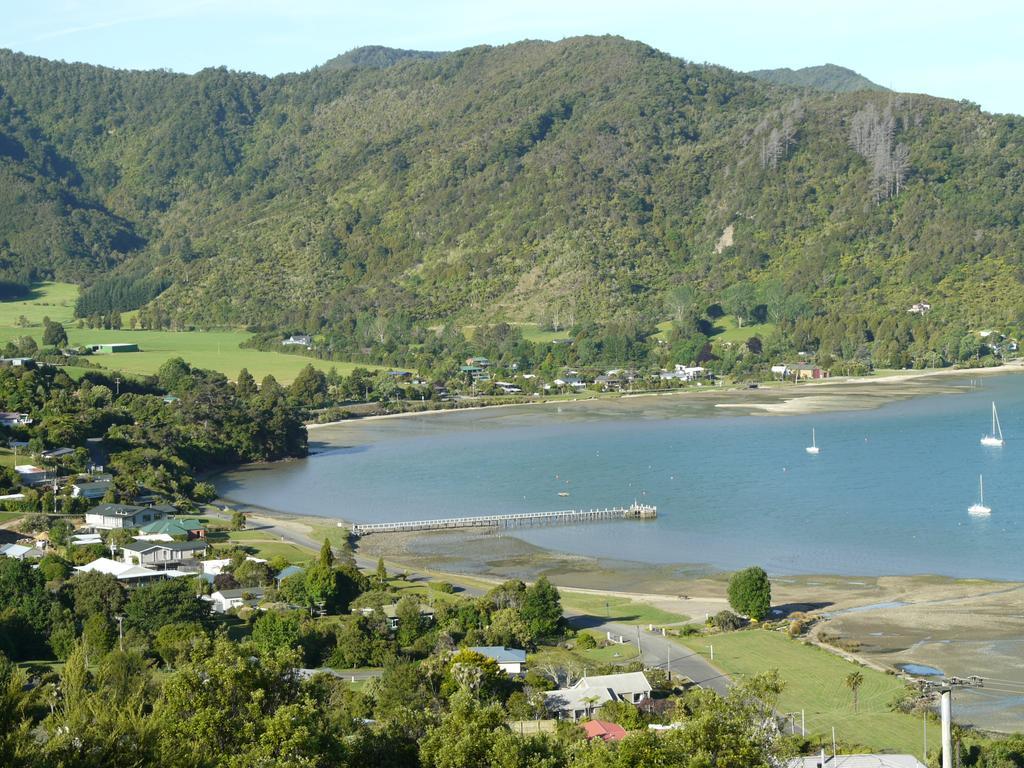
[788,756,927,768]
[545,672,652,720]
[70,533,103,546]
[790,363,828,380]
[41,447,75,462]
[465,356,491,368]
[0,542,45,560]
[135,518,207,541]
[493,382,522,394]
[72,481,111,500]
[201,556,268,577]
[282,334,312,348]
[362,603,436,630]
[0,357,33,367]
[120,539,208,569]
[205,587,267,613]
[75,557,172,583]
[0,412,32,427]
[770,364,789,378]
[85,503,166,530]
[92,343,139,353]
[468,646,527,675]
[553,376,586,389]
[907,302,931,315]
[581,720,627,743]
[14,465,49,486]
[275,565,305,584]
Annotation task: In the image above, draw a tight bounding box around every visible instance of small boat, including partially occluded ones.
[981,402,1005,447]
[805,428,820,455]
[558,491,570,497]
[968,474,991,516]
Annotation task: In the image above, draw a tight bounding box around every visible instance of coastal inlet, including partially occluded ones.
[350,503,656,536]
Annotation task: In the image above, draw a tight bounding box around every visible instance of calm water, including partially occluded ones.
[217,375,1024,579]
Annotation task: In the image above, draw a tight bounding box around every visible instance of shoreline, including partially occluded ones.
[305,361,1024,429]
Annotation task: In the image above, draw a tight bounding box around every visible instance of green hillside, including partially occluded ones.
[1,38,1023,373]
[748,63,888,93]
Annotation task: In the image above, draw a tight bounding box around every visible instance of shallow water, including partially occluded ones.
[218,374,1024,579]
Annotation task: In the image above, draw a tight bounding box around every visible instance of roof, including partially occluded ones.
[571,672,652,695]
[545,686,615,712]
[378,603,435,619]
[275,565,305,582]
[468,646,527,664]
[138,518,205,535]
[788,757,927,768]
[212,588,267,600]
[581,720,627,742]
[75,557,169,581]
[87,503,151,518]
[121,540,208,553]
[0,543,43,559]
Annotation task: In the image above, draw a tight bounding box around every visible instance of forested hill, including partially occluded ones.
[747,64,887,93]
[1,37,1023,366]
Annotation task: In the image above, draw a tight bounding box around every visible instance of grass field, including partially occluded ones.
[711,316,777,344]
[678,630,937,754]
[0,283,380,384]
[0,511,23,525]
[560,591,688,626]
[530,637,640,672]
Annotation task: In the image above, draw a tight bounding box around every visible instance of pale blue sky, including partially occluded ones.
[4,0,1022,115]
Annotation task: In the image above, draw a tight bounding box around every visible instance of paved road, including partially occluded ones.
[565,613,732,697]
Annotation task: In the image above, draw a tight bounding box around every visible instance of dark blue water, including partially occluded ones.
[218,374,1024,579]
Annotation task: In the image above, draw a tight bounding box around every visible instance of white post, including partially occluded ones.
[802,709,806,737]
[832,726,837,762]
[709,644,714,661]
[924,711,928,763]
[941,689,953,768]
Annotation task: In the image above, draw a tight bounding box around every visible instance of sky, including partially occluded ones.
[3,0,1023,115]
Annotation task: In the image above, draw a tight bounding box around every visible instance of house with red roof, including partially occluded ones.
[581,720,627,742]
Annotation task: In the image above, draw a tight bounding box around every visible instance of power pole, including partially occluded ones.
[115,614,124,651]
[666,637,671,682]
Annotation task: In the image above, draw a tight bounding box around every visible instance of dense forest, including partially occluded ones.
[1,37,1023,370]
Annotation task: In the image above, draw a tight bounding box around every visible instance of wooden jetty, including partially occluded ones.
[350,503,656,536]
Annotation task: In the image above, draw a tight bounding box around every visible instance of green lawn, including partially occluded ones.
[516,323,571,344]
[0,511,23,525]
[560,591,688,626]
[711,316,777,344]
[0,282,78,326]
[529,639,640,672]
[0,283,381,384]
[679,630,937,754]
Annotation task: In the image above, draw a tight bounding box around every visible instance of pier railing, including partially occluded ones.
[350,503,656,536]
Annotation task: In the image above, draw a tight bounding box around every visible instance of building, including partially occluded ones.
[465,356,491,368]
[0,412,32,427]
[545,672,652,720]
[41,447,75,461]
[92,343,139,353]
[120,539,208,569]
[790,363,828,380]
[282,335,312,348]
[85,503,166,530]
[75,557,172,583]
[206,587,267,613]
[14,465,49,486]
[72,481,111,500]
[468,646,527,675]
[0,542,45,560]
[788,756,927,768]
[275,565,305,584]
[135,518,207,541]
[907,302,931,315]
[201,556,268,577]
[770,364,789,378]
[581,720,627,743]
[362,603,436,630]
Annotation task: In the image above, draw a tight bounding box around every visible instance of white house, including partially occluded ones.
[0,542,45,560]
[205,587,267,613]
[545,672,652,720]
[770,364,789,378]
[120,540,208,569]
[468,646,527,675]
[282,335,312,347]
[907,302,931,315]
[75,557,172,583]
[788,756,927,768]
[14,465,49,486]
[0,412,32,427]
[85,503,166,530]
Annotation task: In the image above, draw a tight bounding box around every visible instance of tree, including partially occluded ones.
[376,556,387,585]
[727,566,772,621]
[124,578,209,634]
[520,576,562,640]
[42,320,68,348]
[845,670,864,712]
[289,364,328,408]
[0,651,34,767]
[68,571,126,621]
[230,510,246,530]
[236,368,257,398]
[251,611,302,656]
[318,538,334,568]
[234,559,272,587]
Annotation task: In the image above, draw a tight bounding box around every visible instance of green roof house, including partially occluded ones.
[137,518,207,541]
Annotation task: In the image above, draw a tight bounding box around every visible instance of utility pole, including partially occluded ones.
[115,614,124,651]
[115,377,121,396]
[941,689,952,768]
[666,637,671,682]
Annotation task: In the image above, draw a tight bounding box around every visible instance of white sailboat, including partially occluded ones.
[805,428,820,455]
[981,402,1005,447]
[968,475,991,516]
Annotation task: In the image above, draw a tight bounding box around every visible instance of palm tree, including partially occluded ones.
[845,671,864,712]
